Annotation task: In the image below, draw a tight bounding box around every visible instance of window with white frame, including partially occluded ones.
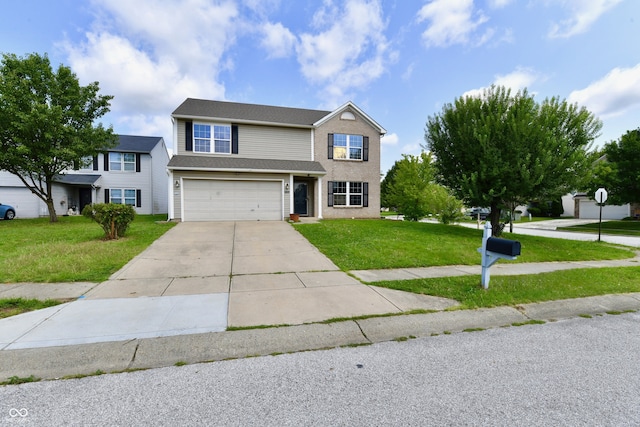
[109,152,136,171]
[79,156,94,170]
[194,123,231,154]
[333,134,363,160]
[332,181,363,207]
[110,189,136,206]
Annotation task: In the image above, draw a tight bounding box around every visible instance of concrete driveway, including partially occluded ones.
[1,222,456,349]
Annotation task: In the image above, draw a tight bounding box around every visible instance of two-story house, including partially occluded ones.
[0,135,169,218]
[167,99,385,221]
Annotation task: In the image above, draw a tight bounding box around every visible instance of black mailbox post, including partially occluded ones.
[478,223,521,289]
[486,237,521,257]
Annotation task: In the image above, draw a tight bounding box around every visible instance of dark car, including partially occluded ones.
[468,207,489,220]
[0,203,16,220]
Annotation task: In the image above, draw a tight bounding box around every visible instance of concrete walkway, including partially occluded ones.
[1,220,639,380]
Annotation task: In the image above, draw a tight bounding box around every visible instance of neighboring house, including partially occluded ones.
[167,98,386,222]
[0,135,169,218]
[572,193,637,220]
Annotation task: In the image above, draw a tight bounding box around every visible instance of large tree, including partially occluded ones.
[0,53,117,222]
[588,128,640,206]
[425,85,601,235]
[384,152,465,223]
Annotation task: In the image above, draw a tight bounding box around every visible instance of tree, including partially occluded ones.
[385,152,465,223]
[0,53,117,222]
[587,128,640,206]
[425,85,601,236]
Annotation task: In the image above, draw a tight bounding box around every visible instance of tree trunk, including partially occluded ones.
[46,198,58,222]
[45,179,58,222]
[489,203,502,237]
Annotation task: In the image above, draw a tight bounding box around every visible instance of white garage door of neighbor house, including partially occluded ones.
[183,179,282,221]
[579,200,629,220]
[1,187,41,218]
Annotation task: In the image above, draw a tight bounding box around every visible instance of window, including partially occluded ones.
[110,189,136,206]
[193,123,231,154]
[331,181,364,207]
[332,134,363,160]
[79,156,94,170]
[109,152,136,171]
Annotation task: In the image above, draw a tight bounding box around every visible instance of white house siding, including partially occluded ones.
[171,170,290,221]
[100,154,153,214]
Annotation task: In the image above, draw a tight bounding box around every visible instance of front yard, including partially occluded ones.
[295,219,640,309]
[0,215,175,283]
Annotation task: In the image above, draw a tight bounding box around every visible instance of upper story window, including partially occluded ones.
[332,134,363,160]
[109,152,136,172]
[79,156,94,170]
[194,123,231,154]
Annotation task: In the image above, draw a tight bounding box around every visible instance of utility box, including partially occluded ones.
[486,237,521,257]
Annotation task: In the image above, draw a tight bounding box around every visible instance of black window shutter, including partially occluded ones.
[232,125,239,154]
[363,182,369,207]
[93,156,98,171]
[73,160,79,170]
[104,153,109,171]
[327,181,334,207]
[328,134,334,159]
[185,121,193,152]
[363,136,369,162]
[136,153,141,172]
[104,189,110,203]
[136,189,142,208]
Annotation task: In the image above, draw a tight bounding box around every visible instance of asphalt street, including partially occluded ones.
[2,312,639,426]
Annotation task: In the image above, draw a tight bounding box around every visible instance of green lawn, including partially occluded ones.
[0,215,175,283]
[373,266,640,310]
[558,220,640,236]
[0,298,65,318]
[294,219,634,271]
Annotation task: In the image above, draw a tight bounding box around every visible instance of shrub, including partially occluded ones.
[82,203,136,240]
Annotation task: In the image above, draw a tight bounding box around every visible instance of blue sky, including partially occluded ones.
[1,0,639,175]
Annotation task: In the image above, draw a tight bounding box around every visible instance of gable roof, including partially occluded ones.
[314,101,386,135]
[172,98,331,128]
[114,135,164,153]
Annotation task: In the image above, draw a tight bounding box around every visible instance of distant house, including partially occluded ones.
[0,135,169,218]
[167,99,386,221]
[572,193,638,220]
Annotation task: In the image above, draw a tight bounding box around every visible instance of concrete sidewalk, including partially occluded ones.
[1,220,639,381]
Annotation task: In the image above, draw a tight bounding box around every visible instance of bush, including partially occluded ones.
[82,203,136,240]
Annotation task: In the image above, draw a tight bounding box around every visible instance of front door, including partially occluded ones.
[79,188,92,213]
[294,183,308,216]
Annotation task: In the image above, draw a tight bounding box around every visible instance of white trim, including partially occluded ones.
[168,169,174,220]
[167,165,325,176]
[313,101,387,135]
[289,174,294,215]
[318,178,323,219]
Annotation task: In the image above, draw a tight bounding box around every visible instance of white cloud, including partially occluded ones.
[488,0,512,8]
[568,64,640,118]
[260,22,296,58]
[547,0,623,38]
[294,0,393,107]
[417,0,489,47]
[60,0,238,141]
[463,67,541,97]
[381,133,399,145]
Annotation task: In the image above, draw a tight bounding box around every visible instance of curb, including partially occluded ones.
[2,292,639,382]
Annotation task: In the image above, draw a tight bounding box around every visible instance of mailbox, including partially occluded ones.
[486,237,521,257]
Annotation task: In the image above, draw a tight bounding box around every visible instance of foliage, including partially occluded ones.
[425,85,601,236]
[587,128,640,206]
[383,152,465,223]
[0,215,174,282]
[294,219,633,271]
[527,199,564,217]
[82,203,136,239]
[0,53,117,222]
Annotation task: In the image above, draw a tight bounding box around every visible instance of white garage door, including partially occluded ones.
[183,179,282,221]
[0,187,41,218]
[579,200,629,220]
